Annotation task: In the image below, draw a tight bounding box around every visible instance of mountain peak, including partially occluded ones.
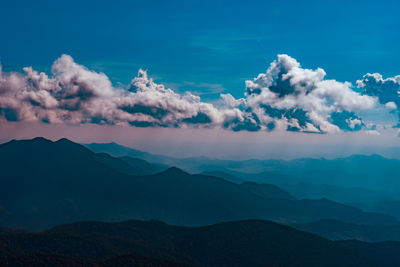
[31,137,53,143]
[4,137,53,147]
[161,167,188,176]
[55,138,75,144]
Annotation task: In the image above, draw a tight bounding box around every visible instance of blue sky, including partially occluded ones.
[1,0,400,158]
[1,0,399,99]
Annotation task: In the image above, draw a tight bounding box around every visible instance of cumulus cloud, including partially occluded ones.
[0,55,243,128]
[386,101,397,110]
[241,55,376,133]
[357,73,400,125]
[0,54,380,133]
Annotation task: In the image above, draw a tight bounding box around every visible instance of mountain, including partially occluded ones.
[200,171,244,184]
[292,219,400,242]
[203,170,400,219]
[84,142,400,188]
[85,142,175,164]
[84,142,400,193]
[278,182,400,208]
[0,219,383,267]
[199,172,296,201]
[84,142,273,173]
[0,254,98,267]
[371,200,400,220]
[0,226,26,234]
[230,155,400,192]
[337,240,400,267]
[0,137,398,232]
[192,157,400,220]
[240,182,296,200]
[85,142,169,175]
[119,156,168,175]
[277,183,400,218]
[0,254,188,267]
[94,152,146,176]
[0,137,143,229]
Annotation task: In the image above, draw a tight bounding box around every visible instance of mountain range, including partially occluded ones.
[0,137,398,232]
[85,141,400,219]
[85,142,400,192]
[2,137,400,265]
[85,142,400,186]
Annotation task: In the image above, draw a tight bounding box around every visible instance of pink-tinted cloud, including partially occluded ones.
[0,54,382,133]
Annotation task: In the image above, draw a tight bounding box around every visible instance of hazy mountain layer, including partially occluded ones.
[0,138,397,231]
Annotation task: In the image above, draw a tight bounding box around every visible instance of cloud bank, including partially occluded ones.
[0,55,242,128]
[0,54,392,134]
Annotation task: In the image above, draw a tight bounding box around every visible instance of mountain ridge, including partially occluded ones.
[0,218,383,267]
[0,137,398,235]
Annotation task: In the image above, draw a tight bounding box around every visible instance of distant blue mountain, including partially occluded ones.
[1,137,397,232]
[85,142,400,192]
[85,142,176,164]
[85,142,400,218]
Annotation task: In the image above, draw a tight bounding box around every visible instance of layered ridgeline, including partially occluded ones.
[0,138,398,232]
[291,219,400,242]
[1,219,400,267]
[86,142,400,219]
[85,142,400,192]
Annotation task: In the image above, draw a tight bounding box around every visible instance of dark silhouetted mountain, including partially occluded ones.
[0,219,381,267]
[101,254,189,267]
[0,254,98,267]
[0,226,26,234]
[337,240,400,267]
[292,219,400,242]
[0,137,398,231]
[0,253,188,267]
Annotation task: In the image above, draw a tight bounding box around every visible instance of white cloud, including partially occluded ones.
[385,101,397,110]
[0,54,385,134]
[0,55,244,128]
[240,54,376,133]
[357,73,400,124]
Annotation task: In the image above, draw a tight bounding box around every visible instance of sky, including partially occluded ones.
[0,0,400,159]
